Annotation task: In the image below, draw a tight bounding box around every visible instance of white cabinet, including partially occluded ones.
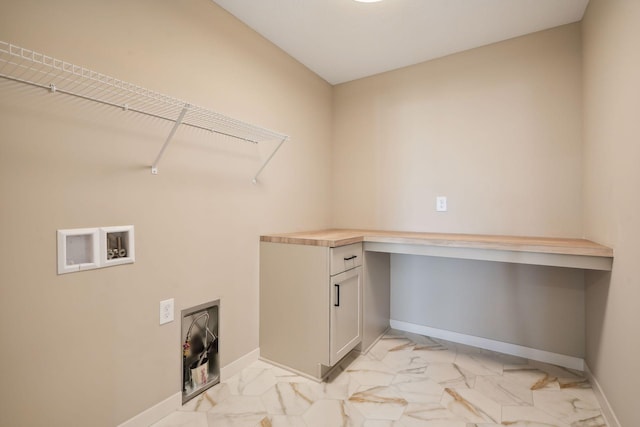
[260,242,362,380]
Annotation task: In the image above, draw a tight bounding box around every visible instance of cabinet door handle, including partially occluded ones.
[334,284,340,307]
[344,255,357,261]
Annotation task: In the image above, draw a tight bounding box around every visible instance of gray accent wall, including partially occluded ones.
[390,255,585,357]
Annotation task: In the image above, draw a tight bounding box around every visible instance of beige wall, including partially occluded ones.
[2,1,636,424]
[333,25,586,357]
[582,1,640,425]
[332,24,583,237]
[0,0,332,425]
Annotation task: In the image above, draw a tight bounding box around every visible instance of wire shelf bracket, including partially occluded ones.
[0,41,289,183]
[151,104,190,175]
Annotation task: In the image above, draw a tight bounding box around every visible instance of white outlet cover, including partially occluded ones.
[159,298,174,325]
[436,196,447,212]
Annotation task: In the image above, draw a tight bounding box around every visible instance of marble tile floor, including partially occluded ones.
[152,330,607,427]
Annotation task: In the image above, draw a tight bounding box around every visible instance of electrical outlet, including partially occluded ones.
[159,298,174,325]
[436,196,447,212]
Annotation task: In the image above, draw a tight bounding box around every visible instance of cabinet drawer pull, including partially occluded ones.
[334,284,340,307]
[343,255,357,261]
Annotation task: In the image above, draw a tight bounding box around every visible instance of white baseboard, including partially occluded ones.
[390,320,584,371]
[116,392,181,427]
[118,348,260,427]
[584,364,621,427]
[220,347,260,381]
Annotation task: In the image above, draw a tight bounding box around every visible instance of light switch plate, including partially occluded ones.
[160,298,174,325]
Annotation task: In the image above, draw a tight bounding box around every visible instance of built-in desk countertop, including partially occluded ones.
[261,229,614,271]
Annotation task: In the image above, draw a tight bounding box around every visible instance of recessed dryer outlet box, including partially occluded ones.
[57,228,100,274]
[100,225,135,267]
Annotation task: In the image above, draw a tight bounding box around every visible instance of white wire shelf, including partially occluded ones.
[0,41,288,182]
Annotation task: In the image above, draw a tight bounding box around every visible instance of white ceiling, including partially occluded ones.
[212,0,589,85]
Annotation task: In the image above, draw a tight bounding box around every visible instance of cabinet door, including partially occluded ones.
[330,266,362,366]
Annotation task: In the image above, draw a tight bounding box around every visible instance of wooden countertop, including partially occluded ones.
[261,229,366,248]
[260,229,613,259]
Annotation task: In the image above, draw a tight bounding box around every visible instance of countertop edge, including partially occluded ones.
[260,229,613,258]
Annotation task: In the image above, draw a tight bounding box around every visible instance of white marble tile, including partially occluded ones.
[270,365,316,384]
[380,348,429,374]
[472,375,532,406]
[416,421,470,427]
[560,386,601,409]
[401,332,444,347]
[556,376,600,407]
[411,344,457,364]
[502,405,571,427]
[502,365,560,391]
[368,336,415,361]
[206,414,269,427]
[348,385,409,420]
[425,363,475,388]
[362,420,404,427]
[303,399,364,427]
[378,336,419,350]
[269,414,308,427]
[391,374,444,404]
[155,330,607,427]
[180,383,231,412]
[261,382,323,415]
[150,411,209,427]
[226,366,278,396]
[323,365,361,400]
[388,333,458,366]
[532,390,602,425]
[440,388,501,423]
[207,395,269,427]
[398,402,465,427]
[454,353,503,376]
[346,359,396,386]
[569,415,608,427]
[529,360,584,380]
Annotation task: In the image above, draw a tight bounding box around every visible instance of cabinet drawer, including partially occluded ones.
[330,243,363,276]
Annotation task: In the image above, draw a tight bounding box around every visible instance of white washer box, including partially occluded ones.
[57,225,134,274]
[100,225,135,267]
[57,228,100,274]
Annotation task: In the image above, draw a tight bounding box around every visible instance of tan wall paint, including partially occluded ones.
[0,0,332,425]
[582,0,640,425]
[332,24,584,237]
[3,1,631,423]
[332,25,586,357]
